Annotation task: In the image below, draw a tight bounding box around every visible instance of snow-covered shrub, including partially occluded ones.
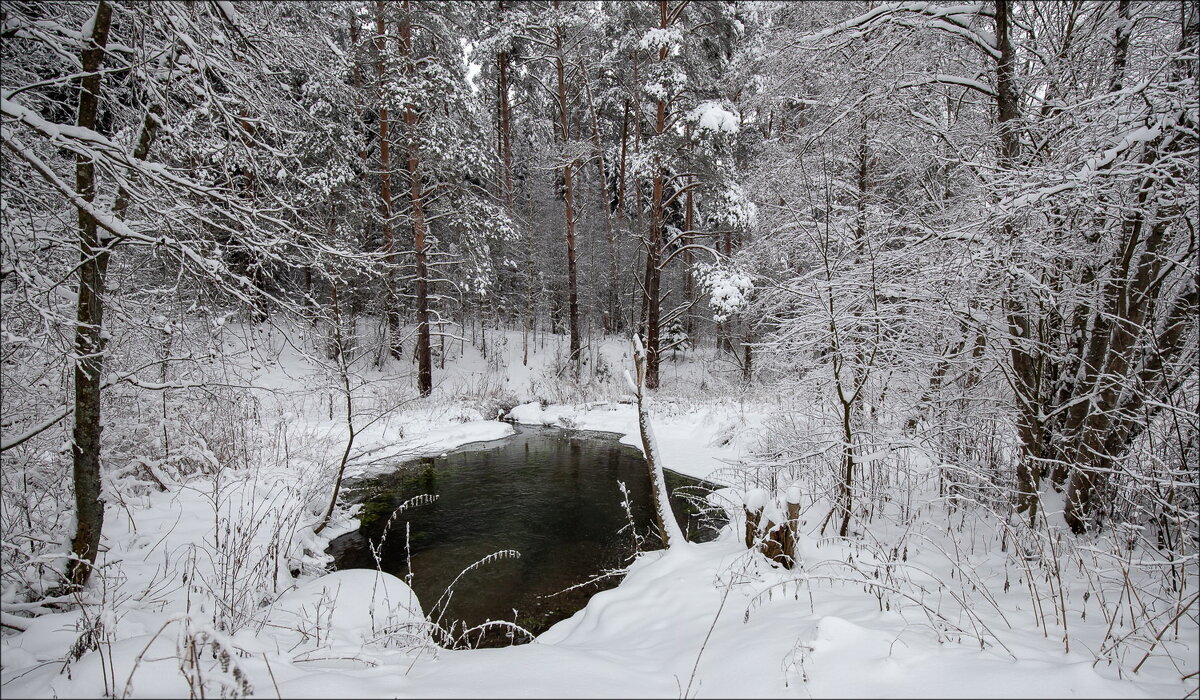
[0,436,74,600]
[695,262,753,323]
[664,320,692,359]
[458,370,521,421]
[182,470,320,635]
[702,180,758,235]
[591,352,614,385]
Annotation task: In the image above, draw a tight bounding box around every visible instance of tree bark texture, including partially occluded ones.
[994,0,1043,526]
[374,2,402,360]
[581,61,619,336]
[643,0,671,390]
[69,0,114,588]
[553,1,580,376]
[400,1,433,396]
[1059,6,1198,533]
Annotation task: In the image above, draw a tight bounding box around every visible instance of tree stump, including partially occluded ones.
[744,505,762,549]
[744,492,802,569]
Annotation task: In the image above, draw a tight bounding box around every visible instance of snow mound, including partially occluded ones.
[266,570,426,647]
[508,401,549,424]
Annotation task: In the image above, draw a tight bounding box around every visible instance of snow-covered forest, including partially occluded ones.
[1,0,1197,697]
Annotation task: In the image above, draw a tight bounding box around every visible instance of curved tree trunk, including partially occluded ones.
[630,338,683,548]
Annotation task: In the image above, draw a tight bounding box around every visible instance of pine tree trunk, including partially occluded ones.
[493,2,514,348]
[581,62,618,337]
[684,173,695,339]
[496,7,515,217]
[350,13,367,164]
[616,99,631,331]
[643,0,671,390]
[631,52,648,336]
[374,2,401,360]
[553,1,580,376]
[400,2,433,396]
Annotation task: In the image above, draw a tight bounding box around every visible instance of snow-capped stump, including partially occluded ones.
[742,487,802,569]
[782,490,801,565]
[743,487,769,549]
[266,570,426,649]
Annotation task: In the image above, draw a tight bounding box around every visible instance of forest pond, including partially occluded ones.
[326,424,725,648]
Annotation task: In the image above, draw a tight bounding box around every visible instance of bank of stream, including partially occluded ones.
[326,424,726,648]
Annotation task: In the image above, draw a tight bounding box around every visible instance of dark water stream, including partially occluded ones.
[326,424,725,647]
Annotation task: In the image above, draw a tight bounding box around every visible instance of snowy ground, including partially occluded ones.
[1,324,1195,698]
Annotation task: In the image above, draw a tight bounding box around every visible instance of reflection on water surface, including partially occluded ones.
[327,424,724,647]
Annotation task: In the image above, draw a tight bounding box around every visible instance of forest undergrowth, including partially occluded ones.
[1,316,1196,697]
[721,372,1198,688]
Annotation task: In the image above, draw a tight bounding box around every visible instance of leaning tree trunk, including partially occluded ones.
[628,337,684,548]
[1060,7,1197,534]
[68,0,114,589]
[314,286,357,536]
